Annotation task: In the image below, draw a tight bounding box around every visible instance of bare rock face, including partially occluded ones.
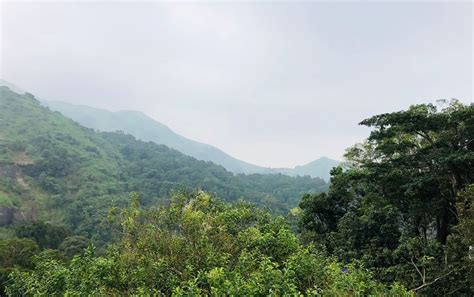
[0,206,25,226]
[0,163,30,225]
[0,206,15,226]
[0,163,17,180]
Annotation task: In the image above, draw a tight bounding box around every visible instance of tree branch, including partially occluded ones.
[410,256,424,282]
[411,270,453,292]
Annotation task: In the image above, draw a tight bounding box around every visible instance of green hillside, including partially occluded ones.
[0,79,340,180]
[42,100,340,180]
[0,87,326,239]
[1,87,472,295]
[42,100,269,174]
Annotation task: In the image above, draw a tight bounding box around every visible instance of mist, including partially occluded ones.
[1,1,472,167]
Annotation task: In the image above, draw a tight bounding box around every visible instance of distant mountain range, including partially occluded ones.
[0,86,328,233]
[0,79,340,180]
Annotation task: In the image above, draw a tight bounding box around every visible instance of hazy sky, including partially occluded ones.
[1,1,472,168]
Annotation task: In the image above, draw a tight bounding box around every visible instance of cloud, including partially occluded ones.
[1,1,472,167]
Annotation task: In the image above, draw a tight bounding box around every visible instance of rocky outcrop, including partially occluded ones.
[0,163,30,225]
[0,206,25,226]
[0,206,15,225]
[0,162,30,188]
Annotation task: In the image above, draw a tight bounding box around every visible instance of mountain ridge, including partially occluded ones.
[0,79,340,180]
[41,100,267,174]
[0,86,327,235]
[45,100,340,180]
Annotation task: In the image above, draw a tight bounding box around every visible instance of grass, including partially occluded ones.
[0,192,12,207]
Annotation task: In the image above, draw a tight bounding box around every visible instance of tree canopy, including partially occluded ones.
[5,191,411,296]
[1,87,472,295]
[299,100,473,295]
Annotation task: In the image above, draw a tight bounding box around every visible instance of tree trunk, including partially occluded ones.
[436,202,452,245]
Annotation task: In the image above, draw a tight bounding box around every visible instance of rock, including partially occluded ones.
[0,206,15,225]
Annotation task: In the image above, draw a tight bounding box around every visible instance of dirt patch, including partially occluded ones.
[16,174,30,189]
[13,152,34,166]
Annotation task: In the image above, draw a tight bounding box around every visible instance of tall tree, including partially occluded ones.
[357,100,473,244]
[300,100,474,295]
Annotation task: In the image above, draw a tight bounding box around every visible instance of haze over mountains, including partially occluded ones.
[1,79,339,181]
[1,2,472,294]
[0,86,327,227]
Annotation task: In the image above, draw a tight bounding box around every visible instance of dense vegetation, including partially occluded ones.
[299,100,474,295]
[43,99,340,180]
[0,85,472,295]
[3,191,411,296]
[0,87,326,239]
[42,100,267,175]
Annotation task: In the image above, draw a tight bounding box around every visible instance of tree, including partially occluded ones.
[300,100,474,295]
[6,192,410,296]
[357,100,473,244]
[456,184,474,291]
[59,235,91,258]
[0,238,39,295]
[15,221,71,249]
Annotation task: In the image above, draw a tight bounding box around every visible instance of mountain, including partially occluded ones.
[0,86,327,239]
[42,101,340,180]
[42,100,266,174]
[0,79,25,94]
[0,79,340,180]
[265,157,341,182]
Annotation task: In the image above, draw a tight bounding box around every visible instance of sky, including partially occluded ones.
[0,1,472,168]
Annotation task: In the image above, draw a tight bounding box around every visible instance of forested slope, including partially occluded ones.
[0,87,326,239]
[1,90,472,295]
[42,99,340,180]
[42,100,268,174]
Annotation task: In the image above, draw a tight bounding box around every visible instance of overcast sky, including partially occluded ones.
[1,1,472,168]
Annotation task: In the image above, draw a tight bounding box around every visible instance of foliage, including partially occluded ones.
[0,238,39,295]
[456,184,474,291]
[299,100,474,295]
[0,87,326,242]
[6,192,411,296]
[59,235,91,258]
[1,87,470,295]
[15,221,71,249]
